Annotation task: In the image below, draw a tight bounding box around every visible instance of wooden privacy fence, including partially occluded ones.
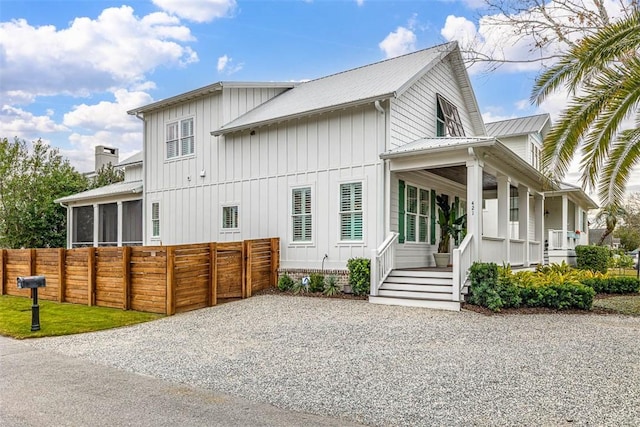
[0,238,279,315]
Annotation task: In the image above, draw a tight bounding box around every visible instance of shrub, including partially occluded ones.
[468,262,595,312]
[582,276,640,294]
[308,273,325,293]
[323,276,340,296]
[291,278,308,294]
[467,263,503,311]
[347,258,370,296]
[575,245,610,273]
[277,274,295,292]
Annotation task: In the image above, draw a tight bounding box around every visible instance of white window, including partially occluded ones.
[292,187,312,242]
[340,182,363,241]
[531,144,541,170]
[166,117,194,159]
[222,205,238,230]
[151,202,160,238]
[405,185,430,243]
[436,94,465,137]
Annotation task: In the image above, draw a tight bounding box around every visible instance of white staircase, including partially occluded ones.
[369,269,465,311]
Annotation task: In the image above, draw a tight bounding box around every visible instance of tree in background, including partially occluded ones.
[459,0,637,71]
[0,137,88,248]
[90,163,124,189]
[593,204,627,246]
[532,11,640,206]
[615,193,640,251]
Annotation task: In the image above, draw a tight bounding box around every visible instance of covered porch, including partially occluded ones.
[370,137,549,310]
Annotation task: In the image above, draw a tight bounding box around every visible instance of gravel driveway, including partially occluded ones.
[28,295,640,426]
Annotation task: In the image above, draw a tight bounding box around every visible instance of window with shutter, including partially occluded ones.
[222,205,239,229]
[166,118,194,159]
[404,184,430,243]
[151,202,160,238]
[340,182,363,241]
[292,187,312,242]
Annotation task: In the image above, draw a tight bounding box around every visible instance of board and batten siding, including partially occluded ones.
[145,101,385,270]
[389,57,477,147]
[124,164,142,182]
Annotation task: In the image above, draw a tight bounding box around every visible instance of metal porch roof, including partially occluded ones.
[55,180,143,204]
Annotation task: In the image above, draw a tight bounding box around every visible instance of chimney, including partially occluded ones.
[95,146,119,172]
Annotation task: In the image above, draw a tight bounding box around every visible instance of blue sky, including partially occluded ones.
[0,0,609,188]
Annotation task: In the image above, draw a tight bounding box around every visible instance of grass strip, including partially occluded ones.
[0,295,163,339]
[593,294,640,316]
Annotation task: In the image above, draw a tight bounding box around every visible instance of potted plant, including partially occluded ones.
[433,194,466,268]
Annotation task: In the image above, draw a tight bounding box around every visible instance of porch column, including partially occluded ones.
[466,158,484,261]
[562,194,568,250]
[497,174,510,263]
[67,205,73,249]
[518,184,530,267]
[117,201,123,247]
[535,193,545,264]
[93,204,99,248]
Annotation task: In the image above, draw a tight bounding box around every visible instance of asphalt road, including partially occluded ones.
[0,336,364,427]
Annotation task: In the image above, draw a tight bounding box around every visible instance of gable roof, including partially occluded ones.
[127,82,297,115]
[485,114,550,138]
[118,151,142,167]
[213,42,474,136]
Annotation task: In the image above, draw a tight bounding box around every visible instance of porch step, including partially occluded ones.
[370,269,461,311]
[369,296,460,311]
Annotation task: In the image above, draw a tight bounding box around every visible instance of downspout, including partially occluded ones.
[132,112,147,245]
[374,101,387,241]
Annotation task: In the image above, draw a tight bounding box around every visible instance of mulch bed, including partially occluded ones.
[462,298,618,316]
[254,288,368,300]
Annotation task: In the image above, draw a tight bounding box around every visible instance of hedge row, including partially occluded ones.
[581,277,640,294]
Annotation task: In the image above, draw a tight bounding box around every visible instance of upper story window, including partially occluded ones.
[531,143,541,170]
[166,118,194,159]
[436,94,465,137]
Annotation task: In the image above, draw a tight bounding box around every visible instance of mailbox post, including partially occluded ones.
[17,276,46,331]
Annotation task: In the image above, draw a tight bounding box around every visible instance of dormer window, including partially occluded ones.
[436,94,465,137]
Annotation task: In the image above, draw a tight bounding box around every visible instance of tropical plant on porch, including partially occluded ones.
[435,194,467,254]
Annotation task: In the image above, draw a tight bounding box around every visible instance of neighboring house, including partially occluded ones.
[588,228,620,249]
[127,41,564,310]
[485,115,598,265]
[56,149,143,248]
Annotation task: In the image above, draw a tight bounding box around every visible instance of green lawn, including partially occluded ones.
[0,295,163,339]
[593,294,640,316]
[608,268,640,277]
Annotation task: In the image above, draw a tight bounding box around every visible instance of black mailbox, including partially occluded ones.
[17,276,46,331]
[17,276,46,289]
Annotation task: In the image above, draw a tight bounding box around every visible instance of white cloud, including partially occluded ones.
[379,26,416,58]
[0,6,197,98]
[216,54,243,75]
[63,89,153,132]
[152,0,236,23]
[356,0,365,6]
[217,55,230,72]
[0,105,68,139]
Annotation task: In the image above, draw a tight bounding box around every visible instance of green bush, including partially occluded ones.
[468,262,595,312]
[609,254,635,269]
[277,274,295,292]
[582,276,640,294]
[347,258,370,296]
[291,279,307,294]
[575,245,610,273]
[323,276,341,296]
[308,273,325,293]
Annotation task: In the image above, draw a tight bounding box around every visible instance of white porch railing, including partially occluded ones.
[481,236,504,263]
[548,230,581,250]
[529,241,541,264]
[452,233,473,302]
[509,239,525,266]
[370,232,399,296]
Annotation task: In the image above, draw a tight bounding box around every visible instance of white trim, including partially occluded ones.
[220,202,240,233]
[336,177,366,246]
[150,201,161,240]
[288,183,315,247]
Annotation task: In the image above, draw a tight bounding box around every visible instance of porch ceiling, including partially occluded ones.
[428,166,498,191]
